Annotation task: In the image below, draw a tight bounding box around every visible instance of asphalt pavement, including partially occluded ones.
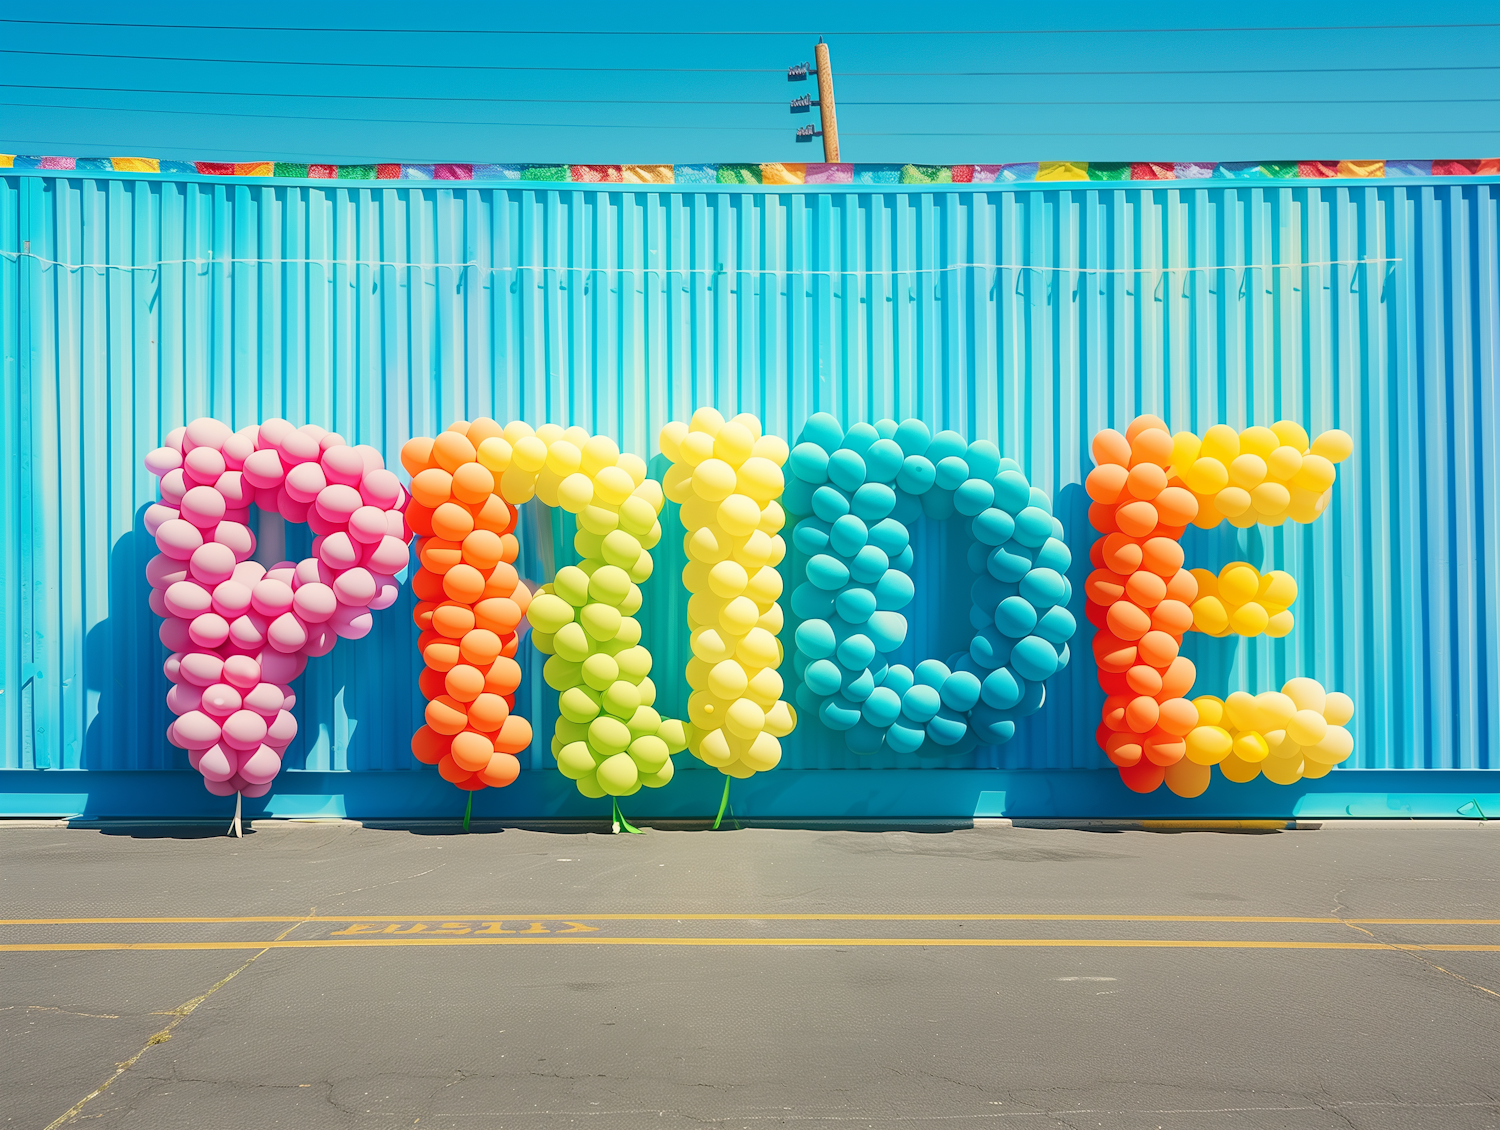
[2,820,1498,1129]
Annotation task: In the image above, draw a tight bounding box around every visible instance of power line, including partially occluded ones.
[3,18,1497,34]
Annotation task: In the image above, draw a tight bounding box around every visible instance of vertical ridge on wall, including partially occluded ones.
[1,175,1496,775]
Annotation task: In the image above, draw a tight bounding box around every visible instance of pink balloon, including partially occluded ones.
[352,444,383,472]
[144,503,179,537]
[389,507,411,541]
[242,447,286,489]
[197,743,236,781]
[280,428,321,465]
[228,612,269,649]
[211,579,253,619]
[221,709,269,750]
[369,577,400,611]
[291,558,327,589]
[237,744,283,785]
[189,542,237,585]
[159,468,188,505]
[239,779,273,798]
[258,418,295,451]
[164,426,187,452]
[189,612,230,648]
[159,617,192,652]
[214,470,250,508]
[174,711,223,749]
[212,520,256,561]
[147,590,170,618]
[232,560,267,586]
[243,681,285,715]
[305,508,340,537]
[146,553,188,590]
[145,446,183,477]
[179,651,226,687]
[266,564,297,585]
[250,578,295,617]
[293,582,337,624]
[164,579,212,618]
[321,444,365,486]
[184,417,232,453]
[277,488,311,523]
[222,431,255,470]
[222,653,261,689]
[359,468,402,510]
[315,482,362,523]
[180,485,227,529]
[183,445,226,485]
[202,776,239,796]
[331,605,374,640]
[200,683,243,716]
[163,652,185,684]
[156,518,203,560]
[253,484,281,512]
[347,506,388,545]
[166,682,204,715]
[332,566,376,607]
[305,622,337,657]
[319,532,362,571]
[258,650,305,684]
[268,611,308,653]
[366,535,410,576]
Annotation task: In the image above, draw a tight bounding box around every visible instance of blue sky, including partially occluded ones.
[1,0,1496,164]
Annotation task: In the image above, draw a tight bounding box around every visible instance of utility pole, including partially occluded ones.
[814,38,840,162]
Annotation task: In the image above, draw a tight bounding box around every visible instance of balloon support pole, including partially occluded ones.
[462,790,473,833]
[712,775,732,830]
[228,791,242,839]
[611,797,643,834]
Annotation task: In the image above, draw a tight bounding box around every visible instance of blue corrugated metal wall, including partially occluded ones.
[2,172,1496,792]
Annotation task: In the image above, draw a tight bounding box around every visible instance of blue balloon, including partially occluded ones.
[842,666,875,702]
[981,666,1023,709]
[934,455,970,490]
[850,544,889,584]
[868,517,910,555]
[829,514,868,557]
[893,418,932,456]
[794,682,823,716]
[1018,677,1047,715]
[798,412,844,452]
[995,596,1039,638]
[1011,635,1060,682]
[811,485,850,522]
[988,545,1033,583]
[890,492,923,525]
[993,469,1032,514]
[782,477,816,515]
[1027,488,1052,515]
[972,507,1016,547]
[891,545,915,572]
[804,658,843,696]
[835,586,877,625]
[970,627,1013,670]
[873,568,915,611]
[970,702,1016,745]
[845,719,886,754]
[836,633,876,670]
[792,650,812,678]
[927,430,969,463]
[792,517,832,555]
[886,719,927,754]
[968,603,992,630]
[901,683,942,722]
[1036,605,1077,645]
[861,686,903,728]
[914,659,951,689]
[851,482,896,521]
[873,418,899,440]
[819,695,862,731]
[926,706,969,746]
[790,582,835,620]
[864,438,905,483]
[940,670,982,712]
[966,541,990,574]
[1020,567,1067,609]
[842,421,880,457]
[881,664,916,697]
[827,448,867,493]
[921,487,955,521]
[865,610,908,653]
[807,554,850,591]
[788,442,830,484]
[954,478,995,516]
[795,618,837,660]
[1013,506,1054,547]
[1036,536,1072,574]
[896,454,936,495]
[965,441,1001,484]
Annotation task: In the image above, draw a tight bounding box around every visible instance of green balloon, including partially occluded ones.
[553,565,591,607]
[596,751,640,795]
[553,622,592,663]
[556,741,598,779]
[602,679,642,719]
[580,602,623,642]
[656,717,689,754]
[602,530,643,569]
[559,686,602,724]
[620,584,644,616]
[628,736,670,774]
[639,758,675,789]
[587,565,632,606]
[527,593,576,635]
[627,704,662,739]
[588,715,632,755]
[614,646,653,683]
[543,655,582,692]
[582,652,620,691]
[574,771,606,799]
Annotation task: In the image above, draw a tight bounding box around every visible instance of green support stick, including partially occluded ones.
[611,797,643,834]
[462,790,473,832]
[712,775,732,830]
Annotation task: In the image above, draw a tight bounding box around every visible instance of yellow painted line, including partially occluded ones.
[4,937,1500,953]
[4,914,1499,926]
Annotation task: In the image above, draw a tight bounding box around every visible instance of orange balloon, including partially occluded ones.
[482,561,519,599]
[1106,600,1152,642]
[423,640,462,672]
[1125,663,1164,696]
[462,529,505,571]
[1085,464,1128,504]
[1125,414,1169,441]
[509,580,532,616]
[1091,429,1131,467]
[431,501,476,542]
[451,461,496,504]
[484,656,523,697]
[472,494,513,535]
[1104,731,1143,767]
[412,567,446,603]
[1159,656,1197,699]
[450,730,495,772]
[474,597,522,635]
[1125,694,1160,734]
[1140,536,1184,577]
[1101,693,1131,731]
[432,601,477,639]
[1128,427,1173,468]
[410,725,450,765]
[494,714,534,755]
[1092,632,1138,673]
[404,502,435,538]
[1143,733,1186,766]
[1124,571,1166,608]
[425,695,469,736]
[432,431,478,473]
[499,634,520,659]
[411,600,438,631]
[1115,500,1159,538]
[1154,486,1198,527]
[466,692,510,733]
[1151,599,1194,636]
[1101,533,1144,574]
[442,563,487,604]
[499,532,520,564]
[1119,757,1166,793]
[445,663,487,702]
[419,538,464,575]
[1088,502,1119,534]
[1136,629,1180,668]
[1157,697,1200,736]
[466,417,505,446]
[478,751,521,789]
[400,437,436,477]
[1125,463,1166,501]
[418,667,447,701]
[1084,569,1127,606]
[460,628,503,666]
[411,467,455,509]
[417,628,442,653]
[1164,569,1198,603]
[437,753,474,785]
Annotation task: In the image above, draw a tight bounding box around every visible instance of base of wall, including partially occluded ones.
[1,768,1494,822]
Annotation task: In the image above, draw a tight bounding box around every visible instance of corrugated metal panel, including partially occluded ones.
[2,174,1496,779]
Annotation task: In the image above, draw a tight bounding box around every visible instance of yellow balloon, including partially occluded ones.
[1282,677,1327,714]
[1200,424,1240,463]
[1260,755,1305,785]
[1310,428,1353,463]
[692,458,738,502]
[1232,730,1270,763]
[707,659,749,700]
[725,697,766,739]
[1164,757,1211,797]
[1191,695,1226,728]
[557,472,594,512]
[713,422,755,467]
[708,560,749,598]
[1323,691,1355,726]
[1218,752,1262,783]
[511,434,548,472]
[740,732,782,772]
[1270,419,1311,452]
[1185,724,1232,765]
[1287,708,1329,747]
[593,465,635,506]
[717,493,762,536]
[1238,425,1279,457]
